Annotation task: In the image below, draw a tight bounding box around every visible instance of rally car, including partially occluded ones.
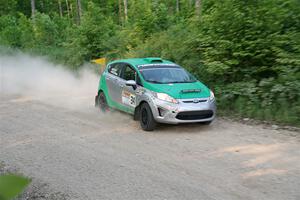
[95,57,216,131]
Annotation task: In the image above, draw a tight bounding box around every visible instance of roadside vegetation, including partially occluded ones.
[0,171,30,200]
[1,0,299,126]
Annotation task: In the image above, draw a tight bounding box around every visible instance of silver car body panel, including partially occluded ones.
[134,87,216,124]
[105,72,124,104]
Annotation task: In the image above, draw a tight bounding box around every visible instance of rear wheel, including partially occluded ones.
[97,91,109,112]
[140,103,157,131]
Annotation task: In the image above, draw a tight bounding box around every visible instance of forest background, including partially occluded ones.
[1,0,299,126]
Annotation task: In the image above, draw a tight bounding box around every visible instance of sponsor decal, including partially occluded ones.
[181,89,201,93]
[122,90,136,107]
[110,68,119,76]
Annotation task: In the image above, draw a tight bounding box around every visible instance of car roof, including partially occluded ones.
[108,57,176,69]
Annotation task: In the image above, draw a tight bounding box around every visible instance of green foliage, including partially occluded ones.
[33,13,59,46]
[0,0,299,126]
[63,2,117,68]
[18,13,35,49]
[0,15,21,47]
[0,174,31,200]
[0,0,17,15]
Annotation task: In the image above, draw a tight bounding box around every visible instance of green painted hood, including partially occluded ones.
[144,81,211,99]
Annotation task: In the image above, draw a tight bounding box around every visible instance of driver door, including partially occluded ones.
[120,64,137,112]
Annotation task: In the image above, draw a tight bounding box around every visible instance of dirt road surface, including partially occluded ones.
[0,94,299,200]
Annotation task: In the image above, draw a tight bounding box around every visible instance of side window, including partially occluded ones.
[108,63,122,77]
[123,65,136,81]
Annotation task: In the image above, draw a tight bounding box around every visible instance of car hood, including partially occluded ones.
[145,81,210,99]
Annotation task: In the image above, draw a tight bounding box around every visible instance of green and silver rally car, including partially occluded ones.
[95,57,216,131]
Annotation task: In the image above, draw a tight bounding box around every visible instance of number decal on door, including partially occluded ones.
[122,90,136,107]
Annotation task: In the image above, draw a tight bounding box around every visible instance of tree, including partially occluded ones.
[118,0,123,25]
[31,0,35,18]
[58,0,63,17]
[64,2,117,66]
[65,0,70,18]
[195,0,201,15]
[0,0,17,15]
[76,0,82,24]
[124,0,128,21]
[176,0,180,13]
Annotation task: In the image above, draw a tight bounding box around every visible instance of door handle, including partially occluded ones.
[106,76,115,81]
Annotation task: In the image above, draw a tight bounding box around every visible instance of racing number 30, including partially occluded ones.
[122,90,136,107]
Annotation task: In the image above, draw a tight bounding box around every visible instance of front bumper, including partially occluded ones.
[149,98,216,124]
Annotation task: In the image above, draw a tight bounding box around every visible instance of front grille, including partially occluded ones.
[176,110,213,120]
[182,100,207,103]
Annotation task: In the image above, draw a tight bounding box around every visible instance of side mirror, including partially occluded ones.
[125,80,137,90]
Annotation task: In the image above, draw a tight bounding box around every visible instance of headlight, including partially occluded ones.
[209,90,215,101]
[152,92,178,104]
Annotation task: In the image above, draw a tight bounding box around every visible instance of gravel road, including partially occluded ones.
[0,94,299,200]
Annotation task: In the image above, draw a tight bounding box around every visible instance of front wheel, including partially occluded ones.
[140,103,157,131]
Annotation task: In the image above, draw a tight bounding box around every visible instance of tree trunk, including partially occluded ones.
[176,0,180,13]
[195,0,201,16]
[76,0,82,25]
[189,0,193,8]
[40,0,44,12]
[65,0,70,18]
[58,0,63,17]
[70,3,73,18]
[31,0,35,18]
[118,0,123,25]
[123,0,128,22]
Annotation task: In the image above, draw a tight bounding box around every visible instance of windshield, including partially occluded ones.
[139,67,197,84]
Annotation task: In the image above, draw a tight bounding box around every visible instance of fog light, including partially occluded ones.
[158,107,167,117]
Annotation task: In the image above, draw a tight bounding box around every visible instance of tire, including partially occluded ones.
[97,91,109,112]
[140,103,157,131]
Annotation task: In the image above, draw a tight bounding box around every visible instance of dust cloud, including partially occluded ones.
[0,53,99,110]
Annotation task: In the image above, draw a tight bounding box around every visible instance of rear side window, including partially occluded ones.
[122,65,136,81]
[108,63,123,77]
